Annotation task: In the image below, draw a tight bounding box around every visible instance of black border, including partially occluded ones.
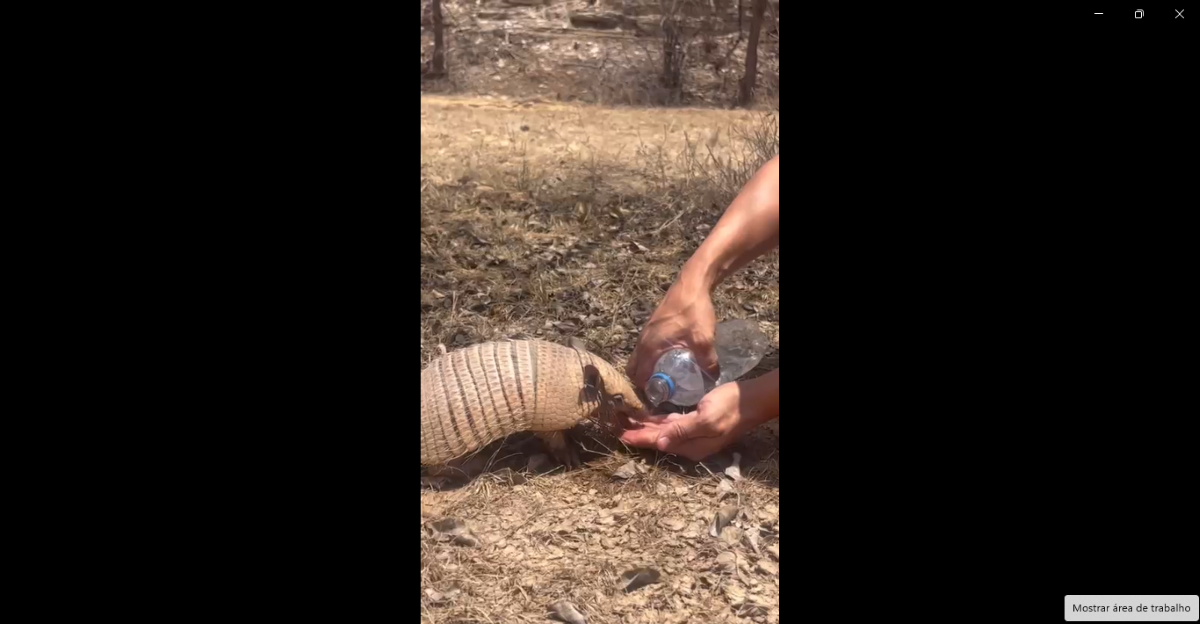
[49,2,1194,619]
[61,6,411,617]
[799,4,1193,622]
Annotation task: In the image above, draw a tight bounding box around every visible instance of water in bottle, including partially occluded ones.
[713,319,772,385]
[643,319,770,409]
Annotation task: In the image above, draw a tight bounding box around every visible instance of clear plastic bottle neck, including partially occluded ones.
[645,373,673,407]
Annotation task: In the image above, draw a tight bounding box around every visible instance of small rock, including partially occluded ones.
[548,599,587,624]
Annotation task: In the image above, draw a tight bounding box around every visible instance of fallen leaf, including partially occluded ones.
[548,599,587,624]
[757,559,778,576]
[659,516,687,531]
[428,518,482,548]
[719,525,743,547]
[745,526,761,554]
[724,452,743,481]
[709,505,739,538]
[716,478,735,501]
[424,586,461,604]
[724,583,746,606]
[767,544,779,560]
[612,461,639,480]
[618,567,662,593]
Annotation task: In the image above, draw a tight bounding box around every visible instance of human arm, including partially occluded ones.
[625,156,780,387]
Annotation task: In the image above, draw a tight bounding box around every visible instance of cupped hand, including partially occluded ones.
[618,377,767,461]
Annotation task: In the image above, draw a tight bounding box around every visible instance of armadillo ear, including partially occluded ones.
[581,364,602,403]
[582,365,600,385]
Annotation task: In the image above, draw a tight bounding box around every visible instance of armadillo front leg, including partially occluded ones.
[534,430,580,469]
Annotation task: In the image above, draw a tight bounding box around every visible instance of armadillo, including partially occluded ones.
[420,339,646,467]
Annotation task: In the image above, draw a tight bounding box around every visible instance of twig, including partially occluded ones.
[652,206,689,236]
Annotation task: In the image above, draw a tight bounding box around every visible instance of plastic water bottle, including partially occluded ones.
[644,319,770,409]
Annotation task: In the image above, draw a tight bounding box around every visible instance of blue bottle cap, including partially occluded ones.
[649,373,675,398]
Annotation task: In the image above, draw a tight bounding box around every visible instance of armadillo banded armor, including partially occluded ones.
[420,339,643,466]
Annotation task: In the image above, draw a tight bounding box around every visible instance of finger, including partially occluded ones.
[654,411,707,451]
[657,435,724,462]
[619,423,666,448]
[623,412,672,427]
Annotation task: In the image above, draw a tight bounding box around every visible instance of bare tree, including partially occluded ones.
[657,0,698,104]
[431,0,445,76]
[738,0,766,106]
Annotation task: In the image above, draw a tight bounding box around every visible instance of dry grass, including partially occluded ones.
[421,455,780,624]
[420,95,780,623]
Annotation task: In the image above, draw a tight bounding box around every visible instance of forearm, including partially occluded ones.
[742,368,779,426]
[679,156,780,293]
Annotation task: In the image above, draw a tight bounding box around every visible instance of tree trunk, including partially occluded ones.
[739,0,766,106]
[431,0,445,76]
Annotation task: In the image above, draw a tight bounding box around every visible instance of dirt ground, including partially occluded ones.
[421,95,780,623]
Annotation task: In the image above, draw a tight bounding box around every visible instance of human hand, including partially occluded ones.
[625,280,719,392]
[618,372,776,461]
